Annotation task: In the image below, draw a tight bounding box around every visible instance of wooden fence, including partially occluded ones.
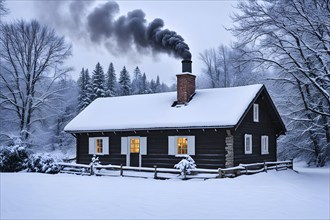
[58,159,293,180]
[217,160,293,178]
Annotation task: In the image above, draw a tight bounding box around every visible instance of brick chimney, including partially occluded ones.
[177,60,196,104]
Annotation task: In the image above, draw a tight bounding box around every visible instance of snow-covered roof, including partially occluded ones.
[64,84,264,132]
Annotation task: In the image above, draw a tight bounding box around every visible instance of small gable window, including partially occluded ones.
[253,104,259,122]
[244,134,252,154]
[261,136,269,155]
[168,136,195,156]
[89,137,109,155]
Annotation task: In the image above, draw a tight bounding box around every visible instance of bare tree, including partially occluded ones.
[199,44,259,88]
[0,0,8,17]
[199,45,228,88]
[0,20,72,145]
[48,78,78,152]
[230,0,330,166]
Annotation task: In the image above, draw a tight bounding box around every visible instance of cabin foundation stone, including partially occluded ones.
[225,130,234,168]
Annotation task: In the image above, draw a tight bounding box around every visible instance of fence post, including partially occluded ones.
[235,169,241,177]
[120,164,123,177]
[90,164,94,176]
[290,159,294,170]
[217,168,223,178]
[183,168,187,180]
[264,161,267,173]
[154,165,158,179]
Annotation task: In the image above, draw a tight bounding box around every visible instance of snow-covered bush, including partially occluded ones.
[27,153,62,174]
[89,155,101,175]
[90,155,101,166]
[0,143,29,172]
[174,155,197,176]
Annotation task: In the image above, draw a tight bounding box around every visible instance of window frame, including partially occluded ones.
[168,136,195,156]
[244,134,253,154]
[253,103,259,122]
[261,135,269,155]
[121,136,147,156]
[89,137,109,155]
[120,136,147,167]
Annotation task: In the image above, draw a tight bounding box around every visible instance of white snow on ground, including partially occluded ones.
[1,163,329,219]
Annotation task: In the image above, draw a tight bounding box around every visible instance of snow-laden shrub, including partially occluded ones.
[0,143,29,172]
[89,155,101,166]
[27,153,62,174]
[174,155,196,176]
[89,155,101,175]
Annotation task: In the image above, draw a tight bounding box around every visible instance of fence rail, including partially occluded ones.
[57,159,293,180]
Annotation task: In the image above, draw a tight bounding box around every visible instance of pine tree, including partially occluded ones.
[141,73,149,94]
[91,62,106,100]
[118,66,131,96]
[161,82,171,92]
[84,69,93,106]
[150,79,156,93]
[132,66,143,94]
[78,68,92,111]
[155,75,161,93]
[106,62,117,97]
[78,68,86,111]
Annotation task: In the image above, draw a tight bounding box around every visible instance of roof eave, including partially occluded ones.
[64,125,235,134]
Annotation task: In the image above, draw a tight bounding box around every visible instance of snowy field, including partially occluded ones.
[1,163,329,219]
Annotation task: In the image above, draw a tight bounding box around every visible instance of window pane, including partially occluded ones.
[261,136,269,154]
[96,139,103,153]
[254,104,259,122]
[130,138,140,153]
[177,138,188,154]
[246,137,250,151]
[245,134,252,154]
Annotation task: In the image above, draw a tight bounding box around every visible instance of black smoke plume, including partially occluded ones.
[35,1,191,60]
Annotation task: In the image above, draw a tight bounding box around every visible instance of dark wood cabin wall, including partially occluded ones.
[233,95,277,166]
[76,129,227,169]
[76,136,81,164]
[77,133,126,166]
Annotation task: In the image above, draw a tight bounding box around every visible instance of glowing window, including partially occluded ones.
[96,139,103,153]
[130,138,140,153]
[177,138,188,154]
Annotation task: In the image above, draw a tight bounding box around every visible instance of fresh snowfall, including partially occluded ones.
[1,162,329,219]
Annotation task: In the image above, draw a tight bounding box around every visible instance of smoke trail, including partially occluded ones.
[35,1,191,60]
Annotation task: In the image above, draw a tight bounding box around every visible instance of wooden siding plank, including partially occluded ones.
[76,129,226,169]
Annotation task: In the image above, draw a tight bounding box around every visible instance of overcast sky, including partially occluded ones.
[4,0,238,84]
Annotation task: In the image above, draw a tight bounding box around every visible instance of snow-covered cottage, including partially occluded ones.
[64,60,286,169]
